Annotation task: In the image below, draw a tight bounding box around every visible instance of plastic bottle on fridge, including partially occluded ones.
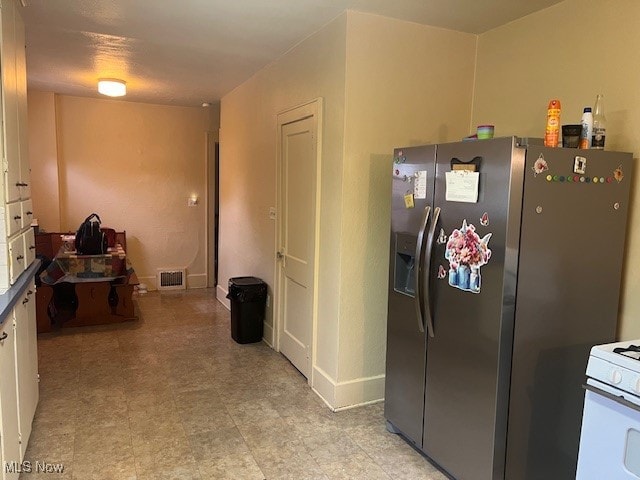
[579,107,593,149]
[544,99,561,147]
[591,94,606,149]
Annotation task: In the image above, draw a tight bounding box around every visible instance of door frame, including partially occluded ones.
[205,132,219,288]
[274,98,322,384]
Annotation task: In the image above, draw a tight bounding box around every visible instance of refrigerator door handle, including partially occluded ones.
[414,205,431,333]
[423,206,440,338]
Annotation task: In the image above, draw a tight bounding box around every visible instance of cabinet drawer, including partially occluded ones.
[23,228,34,268]
[4,156,21,204]
[20,199,32,229]
[6,202,22,238]
[8,235,24,285]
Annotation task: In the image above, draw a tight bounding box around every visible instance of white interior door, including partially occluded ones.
[277,102,320,379]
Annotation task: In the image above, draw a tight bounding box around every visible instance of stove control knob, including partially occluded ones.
[610,370,623,385]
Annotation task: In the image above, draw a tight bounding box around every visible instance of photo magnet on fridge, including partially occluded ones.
[532,153,549,176]
[614,165,624,182]
[444,219,492,294]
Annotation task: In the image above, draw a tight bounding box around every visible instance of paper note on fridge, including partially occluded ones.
[445,171,480,203]
[414,171,427,199]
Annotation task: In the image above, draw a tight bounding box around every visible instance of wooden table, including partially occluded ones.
[37,245,138,331]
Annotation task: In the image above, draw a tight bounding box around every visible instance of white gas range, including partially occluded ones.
[576,340,640,479]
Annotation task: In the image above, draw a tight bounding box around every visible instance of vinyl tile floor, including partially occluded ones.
[21,289,447,480]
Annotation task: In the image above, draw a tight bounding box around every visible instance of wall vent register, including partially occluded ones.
[157,269,186,290]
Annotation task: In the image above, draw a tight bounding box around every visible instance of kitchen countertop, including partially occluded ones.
[0,260,41,325]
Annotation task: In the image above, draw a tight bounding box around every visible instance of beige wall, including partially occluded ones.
[219,11,477,408]
[28,93,211,289]
[337,12,477,393]
[219,14,347,380]
[473,0,640,339]
[27,90,60,231]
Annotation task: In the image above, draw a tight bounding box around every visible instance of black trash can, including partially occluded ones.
[226,277,267,344]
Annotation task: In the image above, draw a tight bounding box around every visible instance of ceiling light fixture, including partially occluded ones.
[98,79,126,97]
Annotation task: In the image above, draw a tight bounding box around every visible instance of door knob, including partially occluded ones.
[276,251,284,259]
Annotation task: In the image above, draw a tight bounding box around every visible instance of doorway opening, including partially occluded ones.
[207,133,219,287]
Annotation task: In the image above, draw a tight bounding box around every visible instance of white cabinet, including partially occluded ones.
[5,202,20,239]
[22,228,34,268]
[14,282,37,458]
[0,276,39,479]
[1,0,21,205]
[0,1,36,470]
[0,0,32,293]
[20,199,32,230]
[14,7,28,202]
[7,236,23,285]
[0,317,20,480]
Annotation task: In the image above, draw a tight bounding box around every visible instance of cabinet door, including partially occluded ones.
[14,286,37,459]
[22,228,35,268]
[8,235,24,285]
[0,318,20,480]
[14,6,28,200]
[1,0,20,204]
[20,199,32,230]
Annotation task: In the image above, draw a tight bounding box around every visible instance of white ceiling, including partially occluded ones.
[22,0,563,107]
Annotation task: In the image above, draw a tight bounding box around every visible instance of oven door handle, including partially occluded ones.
[583,384,640,413]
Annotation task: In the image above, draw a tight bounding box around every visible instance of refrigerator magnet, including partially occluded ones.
[404,193,415,209]
[414,171,427,199]
[480,212,489,226]
[444,220,492,294]
[614,165,624,182]
[437,265,446,279]
[573,156,587,175]
[437,228,447,245]
[532,154,549,176]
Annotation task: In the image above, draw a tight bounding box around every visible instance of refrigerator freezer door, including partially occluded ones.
[505,147,633,480]
[422,137,525,480]
[385,145,436,446]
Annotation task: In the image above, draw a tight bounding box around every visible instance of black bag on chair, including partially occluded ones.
[75,213,108,255]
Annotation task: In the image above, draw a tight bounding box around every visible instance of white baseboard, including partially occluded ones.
[311,366,385,411]
[263,322,274,348]
[216,285,230,310]
[312,366,337,409]
[137,276,157,290]
[187,273,207,289]
[334,374,385,409]
[332,397,384,412]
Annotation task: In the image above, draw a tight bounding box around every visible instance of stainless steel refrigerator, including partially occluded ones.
[384,136,633,480]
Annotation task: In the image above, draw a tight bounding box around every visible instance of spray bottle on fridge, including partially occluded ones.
[544,99,561,147]
[579,107,593,149]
